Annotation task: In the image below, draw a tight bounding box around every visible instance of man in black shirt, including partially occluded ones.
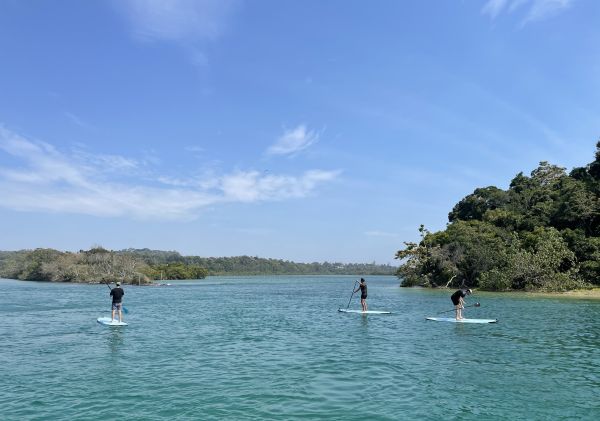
[450,288,472,320]
[110,282,125,323]
[353,278,368,312]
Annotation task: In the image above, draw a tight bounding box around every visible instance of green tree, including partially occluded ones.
[448,186,508,222]
[398,143,600,291]
[478,228,584,292]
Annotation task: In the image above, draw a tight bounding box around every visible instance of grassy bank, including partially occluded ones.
[522,288,600,299]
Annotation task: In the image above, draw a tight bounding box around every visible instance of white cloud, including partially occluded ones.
[220,169,341,202]
[117,0,239,42]
[482,0,509,19]
[523,0,573,24]
[482,0,574,24]
[508,0,529,13]
[72,148,140,173]
[266,125,320,156]
[0,127,340,220]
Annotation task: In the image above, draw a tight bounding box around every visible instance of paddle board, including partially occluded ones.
[338,309,392,314]
[97,317,128,326]
[426,317,497,324]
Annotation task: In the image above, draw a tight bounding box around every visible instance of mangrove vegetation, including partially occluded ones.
[0,247,396,283]
[396,141,600,292]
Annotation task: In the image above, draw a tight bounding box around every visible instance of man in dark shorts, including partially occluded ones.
[353,278,368,312]
[451,288,472,320]
[110,282,125,322]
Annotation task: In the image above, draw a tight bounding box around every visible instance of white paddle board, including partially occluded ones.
[338,309,392,314]
[426,317,497,324]
[97,317,128,326]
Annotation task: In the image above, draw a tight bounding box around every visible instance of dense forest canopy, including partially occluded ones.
[396,141,600,292]
[0,247,396,283]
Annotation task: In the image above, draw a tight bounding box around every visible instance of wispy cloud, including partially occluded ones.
[64,111,94,130]
[266,125,320,156]
[482,0,574,24]
[0,127,340,220]
[117,0,240,42]
[482,0,510,19]
[220,169,340,202]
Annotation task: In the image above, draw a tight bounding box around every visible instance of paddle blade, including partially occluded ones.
[123,306,129,314]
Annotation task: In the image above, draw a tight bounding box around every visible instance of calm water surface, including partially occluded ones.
[1,276,599,420]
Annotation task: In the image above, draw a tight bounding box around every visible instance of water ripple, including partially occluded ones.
[1,277,599,420]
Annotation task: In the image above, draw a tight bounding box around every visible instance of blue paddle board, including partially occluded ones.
[339,309,392,314]
[426,317,497,324]
[97,317,128,326]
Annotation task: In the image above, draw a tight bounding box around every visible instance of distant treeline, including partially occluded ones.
[396,141,600,292]
[118,249,396,276]
[0,247,396,284]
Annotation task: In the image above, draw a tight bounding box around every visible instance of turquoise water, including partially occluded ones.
[1,276,599,420]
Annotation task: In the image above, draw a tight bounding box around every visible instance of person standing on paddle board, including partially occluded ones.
[451,288,471,320]
[110,282,125,323]
[353,278,368,312]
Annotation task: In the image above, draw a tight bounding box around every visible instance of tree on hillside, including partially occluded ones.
[397,144,600,291]
[449,186,508,222]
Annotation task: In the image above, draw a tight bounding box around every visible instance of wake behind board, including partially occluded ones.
[338,309,392,314]
[97,317,128,326]
[426,317,497,324]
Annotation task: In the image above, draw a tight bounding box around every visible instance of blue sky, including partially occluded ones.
[0,0,598,264]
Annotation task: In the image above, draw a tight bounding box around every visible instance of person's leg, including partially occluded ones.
[364,299,368,311]
[455,304,460,320]
[111,307,115,321]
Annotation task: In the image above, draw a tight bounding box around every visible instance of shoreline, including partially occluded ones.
[406,285,600,300]
[519,288,600,300]
[3,276,600,299]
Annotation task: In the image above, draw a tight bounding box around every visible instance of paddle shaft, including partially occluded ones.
[436,303,480,315]
[346,281,359,309]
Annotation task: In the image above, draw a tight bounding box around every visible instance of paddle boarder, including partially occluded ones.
[451,288,472,320]
[353,278,368,312]
[110,282,125,323]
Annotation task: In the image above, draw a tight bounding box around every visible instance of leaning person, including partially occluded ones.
[450,288,472,320]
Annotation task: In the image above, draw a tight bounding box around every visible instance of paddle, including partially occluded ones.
[105,281,129,314]
[436,302,480,315]
[344,280,359,310]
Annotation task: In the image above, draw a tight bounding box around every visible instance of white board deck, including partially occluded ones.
[426,317,497,324]
[338,309,392,314]
[97,317,128,326]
